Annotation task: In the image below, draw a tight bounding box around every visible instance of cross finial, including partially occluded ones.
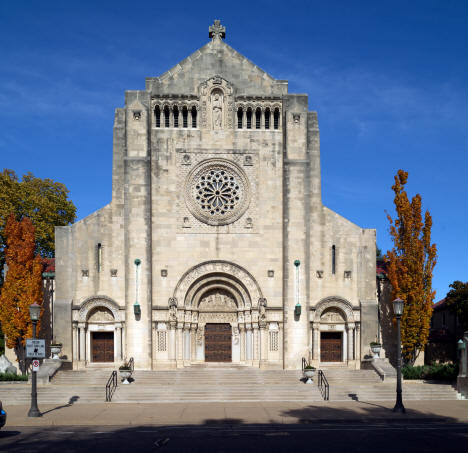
[209,20,226,41]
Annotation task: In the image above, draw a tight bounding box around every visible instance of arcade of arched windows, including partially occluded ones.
[236,104,281,130]
[153,103,199,129]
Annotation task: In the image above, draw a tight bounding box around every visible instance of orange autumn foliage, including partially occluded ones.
[385,170,437,363]
[0,214,43,350]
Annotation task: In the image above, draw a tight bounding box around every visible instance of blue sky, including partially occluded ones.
[1,1,467,300]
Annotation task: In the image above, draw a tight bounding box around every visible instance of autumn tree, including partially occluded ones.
[445,281,468,331]
[385,170,437,364]
[0,169,76,284]
[0,215,43,373]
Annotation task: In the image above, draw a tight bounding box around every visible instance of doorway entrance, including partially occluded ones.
[205,323,232,362]
[91,331,114,362]
[320,331,342,362]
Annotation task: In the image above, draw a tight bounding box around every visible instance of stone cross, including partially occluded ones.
[209,20,226,41]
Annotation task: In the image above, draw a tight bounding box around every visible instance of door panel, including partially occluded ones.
[320,331,342,362]
[205,323,232,362]
[91,332,114,362]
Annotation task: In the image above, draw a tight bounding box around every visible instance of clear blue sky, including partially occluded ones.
[1,1,467,301]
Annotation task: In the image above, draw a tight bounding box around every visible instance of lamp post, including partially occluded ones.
[458,339,466,377]
[392,298,405,413]
[28,302,42,417]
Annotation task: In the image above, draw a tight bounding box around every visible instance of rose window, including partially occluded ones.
[196,169,240,215]
[185,159,250,226]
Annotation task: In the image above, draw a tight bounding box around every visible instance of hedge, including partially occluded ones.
[402,363,458,380]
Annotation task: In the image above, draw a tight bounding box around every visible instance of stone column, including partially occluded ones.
[72,324,78,362]
[246,326,252,361]
[169,323,176,361]
[347,324,355,362]
[355,322,361,364]
[240,326,246,362]
[253,324,259,362]
[176,324,184,365]
[259,325,268,367]
[115,324,122,361]
[312,324,320,361]
[78,323,86,362]
[242,108,247,129]
[190,326,197,362]
[260,107,265,129]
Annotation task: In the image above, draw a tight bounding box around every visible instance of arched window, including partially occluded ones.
[255,108,261,129]
[191,106,197,128]
[182,106,188,128]
[164,106,170,128]
[274,108,280,130]
[154,105,161,128]
[246,107,252,129]
[264,108,271,129]
[173,105,179,128]
[237,107,243,129]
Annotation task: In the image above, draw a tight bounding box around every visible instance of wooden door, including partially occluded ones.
[320,332,342,362]
[205,323,232,362]
[91,332,114,362]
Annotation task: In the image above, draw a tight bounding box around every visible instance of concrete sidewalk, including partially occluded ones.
[4,400,468,427]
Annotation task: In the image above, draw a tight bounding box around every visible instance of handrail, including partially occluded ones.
[128,357,134,373]
[105,370,118,402]
[301,357,309,371]
[317,369,329,401]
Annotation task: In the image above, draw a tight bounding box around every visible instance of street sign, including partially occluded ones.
[32,359,40,372]
[26,339,46,358]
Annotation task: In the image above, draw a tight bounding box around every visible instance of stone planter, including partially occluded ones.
[50,345,62,360]
[304,369,315,384]
[371,344,382,359]
[119,369,132,384]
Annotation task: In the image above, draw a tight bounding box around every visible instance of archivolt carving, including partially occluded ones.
[88,307,115,323]
[314,297,354,323]
[78,296,120,322]
[173,260,263,305]
[198,289,237,311]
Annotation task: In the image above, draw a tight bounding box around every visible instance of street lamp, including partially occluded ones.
[392,298,405,413]
[28,302,42,417]
[458,339,466,377]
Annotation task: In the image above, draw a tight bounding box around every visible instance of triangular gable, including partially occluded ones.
[147,40,287,97]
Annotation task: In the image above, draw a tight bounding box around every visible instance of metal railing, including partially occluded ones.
[105,371,118,402]
[128,357,134,372]
[301,357,309,371]
[317,369,329,401]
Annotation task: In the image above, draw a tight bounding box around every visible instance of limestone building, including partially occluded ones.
[54,21,378,370]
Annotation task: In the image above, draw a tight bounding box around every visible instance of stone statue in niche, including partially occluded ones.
[169,297,177,323]
[258,298,267,326]
[211,90,223,129]
[233,327,240,344]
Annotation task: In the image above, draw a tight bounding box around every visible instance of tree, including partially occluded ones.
[0,215,43,373]
[385,170,437,364]
[445,280,468,331]
[0,169,76,283]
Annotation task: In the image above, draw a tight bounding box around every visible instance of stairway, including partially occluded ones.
[112,368,324,403]
[0,366,459,405]
[0,369,112,406]
[320,367,459,401]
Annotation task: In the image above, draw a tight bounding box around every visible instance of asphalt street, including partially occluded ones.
[1,422,468,453]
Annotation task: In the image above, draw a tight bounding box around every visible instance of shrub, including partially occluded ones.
[402,363,458,380]
[0,372,28,381]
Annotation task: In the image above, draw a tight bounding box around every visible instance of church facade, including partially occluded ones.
[54,21,378,370]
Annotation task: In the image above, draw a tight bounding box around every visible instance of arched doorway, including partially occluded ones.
[311,297,360,369]
[72,296,125,368]
[163,261,273,368]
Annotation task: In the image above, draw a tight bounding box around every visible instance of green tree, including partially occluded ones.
[385,170,437,364]
[445,280,468,331]
[0,169,76,283]
[0,215,43,373]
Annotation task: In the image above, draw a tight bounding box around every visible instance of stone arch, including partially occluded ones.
[173,260,263,307]
[78,295,121,322]
[314,296,354,323]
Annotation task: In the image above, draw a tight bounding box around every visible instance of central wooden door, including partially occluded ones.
[91,332,114,362]
[205,323,232,362]
[320,331,342,362]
